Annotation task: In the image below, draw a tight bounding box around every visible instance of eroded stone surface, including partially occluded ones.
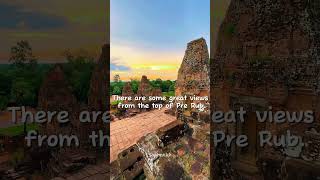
[137,75,152,97]
[111,38,211,179]
[211,0,320,179]
[36,44,109,179]
[175,38,210,122]
[38,64,78,136]
[88,44,109,111]
[121,82,134,97]
[176,38,209,97]
[110,109,176,162]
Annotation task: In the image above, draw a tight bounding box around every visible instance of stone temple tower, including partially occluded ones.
[211,0,320,179]
[175,38,210,122]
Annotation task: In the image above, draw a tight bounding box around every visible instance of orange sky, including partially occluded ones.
[0,0,107,62]
[110,0,210,81]
[110,43,183,81]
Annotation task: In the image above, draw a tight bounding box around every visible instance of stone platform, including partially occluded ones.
[110,108,176,162]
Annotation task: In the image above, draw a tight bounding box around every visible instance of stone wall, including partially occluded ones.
[211,0,320,179]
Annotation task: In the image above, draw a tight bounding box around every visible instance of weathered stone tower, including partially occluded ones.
[211,0,320,179]
[175,37,210,122]
[137,75,152,97]
[121,82,134,97]
[88,44,109,111]
[38,64,79,137]
[37,44,109,177]
[176,38,209,97]
[87,44,109,154]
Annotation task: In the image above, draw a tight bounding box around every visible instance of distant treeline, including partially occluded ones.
[110,79,175,95]
[0,41,95,110]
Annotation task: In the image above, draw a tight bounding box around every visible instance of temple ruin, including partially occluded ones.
[121,82,134,98]
[136,75,152,97]
[111,38,210,179]
[36,44,109,179]
[211,0,320,179]
[38,65,79,137]
[175,37,210,122]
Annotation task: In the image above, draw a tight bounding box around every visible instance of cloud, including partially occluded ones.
[110,57,131,71]
[0,3,68,30]
[110,63,131,71]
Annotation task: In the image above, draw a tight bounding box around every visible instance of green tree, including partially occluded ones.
[62,49,95,103]
[110,83,114,95]
[0,96,8,110]
[161,80,173,92]
[112,86,122,95]
[150,78,162,89]
[169,82,175,92]
[8,41,40,107]
[10,78,36,106]
[114,74,121,82]
[9,41,37,68]
[0,73,11,110]
[130,79,139,94]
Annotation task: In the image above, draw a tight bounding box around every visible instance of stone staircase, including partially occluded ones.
[48,149,97,177]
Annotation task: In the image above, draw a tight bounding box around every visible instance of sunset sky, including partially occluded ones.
[0,0,107,62]
[111,0,210,81]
